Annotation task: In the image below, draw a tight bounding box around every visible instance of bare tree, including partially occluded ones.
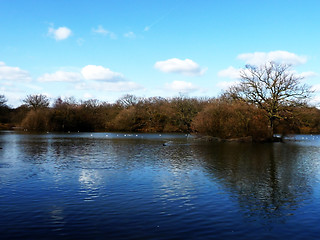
[0,94,8,107]
[116,94,140,108]
[23,94,50,110]
[81,99,101,108]
[225,62,312,136]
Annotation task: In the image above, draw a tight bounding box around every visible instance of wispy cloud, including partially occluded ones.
[124,31,136,39]
[92,25,108,35]
[92,25,117,39]
[144,26,151,32]
[48,26,72,41]
[77,38,85,46]
[144,7,176,32]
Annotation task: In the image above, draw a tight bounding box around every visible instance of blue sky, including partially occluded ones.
[1,0,320,107]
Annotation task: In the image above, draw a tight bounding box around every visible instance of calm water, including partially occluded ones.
[1,131,320,239]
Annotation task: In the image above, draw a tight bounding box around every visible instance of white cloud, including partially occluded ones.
[218,66,316,82]
[310,95,320,107]
[48,26,72,41]
[238,51,307,66]
[165,80,199,93]
[76,81,143,92]
[154,58,207,76]
[24,83,43,91]
[311,84,320,92]
[93,25,108,35]
[124,31,136,39]
[92,25,117,39]
[218,51,316,82]
[144,26,150,32]
[218,66,241,79]
[81,65,124,82]
[216,80,239,90]
[0,62,31,81]
[83,93,93,99]
[295,71,317,79]
[38,71,82,82]
[37,65,129,84]
[77,38,85,46]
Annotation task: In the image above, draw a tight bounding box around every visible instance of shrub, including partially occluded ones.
[192,100,270,141]
[21,109,50,131]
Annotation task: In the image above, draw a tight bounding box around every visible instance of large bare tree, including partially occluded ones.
[226,62,312,136]
[23,94,50,110]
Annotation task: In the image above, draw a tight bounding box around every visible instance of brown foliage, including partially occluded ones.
[110,106,141,132]
[21,109,50,131]
[192,100,270,141]
[275,106,320,134]
[5,93,320,138]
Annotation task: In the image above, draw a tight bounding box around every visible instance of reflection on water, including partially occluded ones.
[1,131,320,239]
[193,143,319,222]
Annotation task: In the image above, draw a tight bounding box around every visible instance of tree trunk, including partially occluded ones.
[269,118,275,139]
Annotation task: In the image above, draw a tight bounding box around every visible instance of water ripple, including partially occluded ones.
[1,132,320,239]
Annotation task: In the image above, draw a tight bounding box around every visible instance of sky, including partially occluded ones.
[1,0,320,107]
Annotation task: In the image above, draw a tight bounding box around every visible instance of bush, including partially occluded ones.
[192,100,270,141]
[21,109,50,131]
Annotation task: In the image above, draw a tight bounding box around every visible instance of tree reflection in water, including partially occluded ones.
[192,142,318,222]
[3,132,320,238]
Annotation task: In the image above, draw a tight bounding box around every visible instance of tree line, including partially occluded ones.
[1,62,319,141]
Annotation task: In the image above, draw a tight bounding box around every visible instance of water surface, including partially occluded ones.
[1,131,320,239]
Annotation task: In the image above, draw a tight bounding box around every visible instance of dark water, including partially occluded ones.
[1,131,320,239]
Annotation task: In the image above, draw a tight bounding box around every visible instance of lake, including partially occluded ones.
[1,131,320,239]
